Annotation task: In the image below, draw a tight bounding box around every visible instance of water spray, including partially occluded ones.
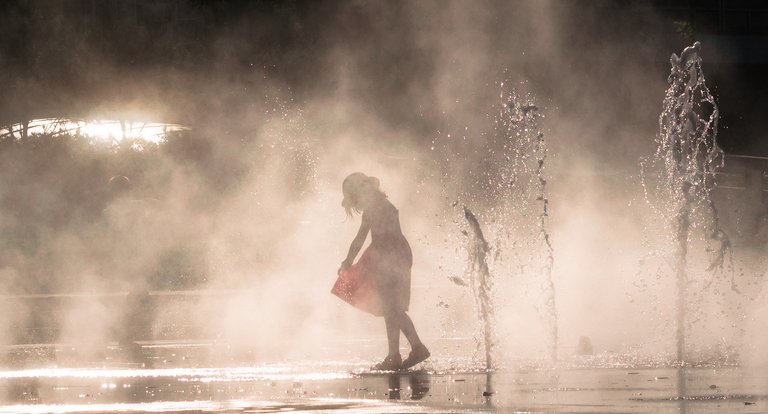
[462,207,495,371]
[498,87,558,362]
[641,42,731,364]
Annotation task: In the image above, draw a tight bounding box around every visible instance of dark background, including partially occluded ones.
[0,0,767,155]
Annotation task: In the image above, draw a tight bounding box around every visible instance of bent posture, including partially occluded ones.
[338,172,430,370]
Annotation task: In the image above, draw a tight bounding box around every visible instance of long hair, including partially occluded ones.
[342,172,386,217]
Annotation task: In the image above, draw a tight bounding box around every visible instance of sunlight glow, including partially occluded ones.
[0,118,188,145]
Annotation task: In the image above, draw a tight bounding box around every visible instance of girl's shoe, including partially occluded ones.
[373,354,402,371]
[402,344,430,369]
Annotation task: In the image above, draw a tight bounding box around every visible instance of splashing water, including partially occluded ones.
[462,207,495,371]
[496,86,558,361]
[447,83,557,364]
[641,42,732,364]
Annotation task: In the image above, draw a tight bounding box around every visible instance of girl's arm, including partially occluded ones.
[340,215,370,272]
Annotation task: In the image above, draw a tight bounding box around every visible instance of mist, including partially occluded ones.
[0,0,765,376]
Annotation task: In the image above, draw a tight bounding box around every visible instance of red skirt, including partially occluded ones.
[331,257,384,316]
[332,241,411,316]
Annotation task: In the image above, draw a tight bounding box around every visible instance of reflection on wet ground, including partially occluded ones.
[1,346,767,413]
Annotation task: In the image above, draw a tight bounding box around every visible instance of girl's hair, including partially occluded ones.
[342,172,386,217]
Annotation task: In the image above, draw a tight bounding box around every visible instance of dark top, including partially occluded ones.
[364,198,407,246]
[360,197,412,312]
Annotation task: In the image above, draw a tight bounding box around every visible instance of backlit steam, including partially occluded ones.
[0,2,764,389]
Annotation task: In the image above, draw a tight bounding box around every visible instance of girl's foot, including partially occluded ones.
[373,354,402,371]
[402,343,430,369]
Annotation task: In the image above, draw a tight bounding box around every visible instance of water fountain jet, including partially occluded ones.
[497,87,558,362]
[462,207,495,372]
[641,41,731,365]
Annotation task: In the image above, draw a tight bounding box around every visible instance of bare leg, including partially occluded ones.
[373,312,403,371]
[400,311,430,369]
[399,312,422,348]
[384,314,401,357]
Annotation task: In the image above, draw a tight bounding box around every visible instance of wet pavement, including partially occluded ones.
[1,345,767,413]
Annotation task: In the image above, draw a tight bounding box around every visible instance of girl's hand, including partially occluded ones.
[337,259,352,275]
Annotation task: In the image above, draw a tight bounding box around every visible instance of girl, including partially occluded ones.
[336,172,430,370]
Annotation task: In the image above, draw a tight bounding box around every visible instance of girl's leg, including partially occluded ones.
[384,313,401,357]
[398,312,422,348]
[400,311,430,369]
[373,311,403,370]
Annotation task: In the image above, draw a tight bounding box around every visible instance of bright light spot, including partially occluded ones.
[0,118,188,145]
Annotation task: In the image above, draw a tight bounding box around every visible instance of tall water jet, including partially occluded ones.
[443,84,557,363]
[641,42,731,364]
[463,207,495,371]
[495,86,558,361]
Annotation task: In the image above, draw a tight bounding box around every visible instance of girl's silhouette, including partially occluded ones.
[334,172,430,370]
